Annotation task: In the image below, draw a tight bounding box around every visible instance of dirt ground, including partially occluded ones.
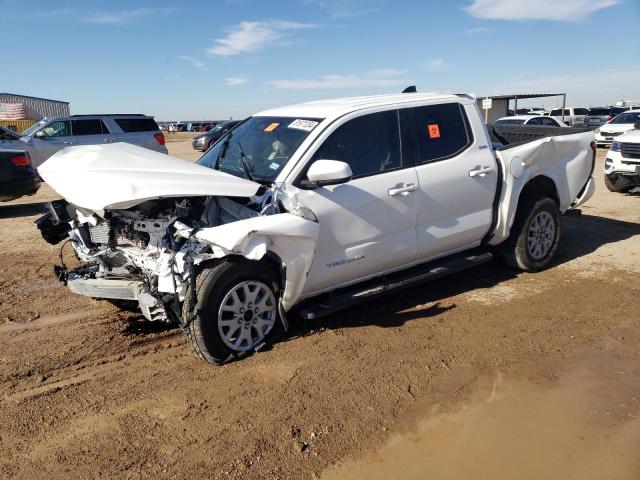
[1,140,639,479]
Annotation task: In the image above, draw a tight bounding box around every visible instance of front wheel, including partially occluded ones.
[183,259,280,365]
[501,197,561,272]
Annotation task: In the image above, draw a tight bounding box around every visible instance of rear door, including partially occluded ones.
[410,102,498,260]
[112,117,166,153]
[72,119,113,146]
[30,120,75,167]
[296,108,419,294]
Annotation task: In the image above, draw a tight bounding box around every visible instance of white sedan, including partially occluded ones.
[494,115,569,127]
[595,110,640,146]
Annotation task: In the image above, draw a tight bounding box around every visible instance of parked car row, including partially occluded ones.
[164,122,220,132]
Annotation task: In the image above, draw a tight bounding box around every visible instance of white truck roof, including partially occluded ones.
[254,92,464,121]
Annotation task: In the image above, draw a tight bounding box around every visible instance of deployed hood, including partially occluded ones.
[38,142,260,211]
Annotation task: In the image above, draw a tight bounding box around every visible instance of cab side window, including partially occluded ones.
[312,110,401,178]
[412,103,472,163]
[42,121,71,137]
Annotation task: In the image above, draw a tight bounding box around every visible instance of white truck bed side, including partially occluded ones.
[491,130,595,246]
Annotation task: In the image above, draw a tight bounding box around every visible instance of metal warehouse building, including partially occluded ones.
[0,92,70,120]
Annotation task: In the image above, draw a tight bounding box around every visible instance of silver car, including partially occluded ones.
[8,114,168,167]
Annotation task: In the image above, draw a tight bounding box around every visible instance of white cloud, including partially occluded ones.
[267,68,408,90]
[207,20,316,56]
[224,76,249,86]
[306,0,384,18]
[464,0,619,21]
[83,8,177,24]
[178,56,208,71]
[465,27,490,35]
[497,66,640,92]
[424,58,450,71]
[7,7,177,24]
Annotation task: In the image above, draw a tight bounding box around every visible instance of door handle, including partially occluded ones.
[63,141,73,145]
[468,166,495,177]
[388,183,417,197]
[104,139,114,143]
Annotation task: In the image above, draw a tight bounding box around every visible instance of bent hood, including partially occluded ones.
[38,142,260,211]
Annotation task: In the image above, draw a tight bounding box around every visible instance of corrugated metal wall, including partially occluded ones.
[476,98,510,124]
[0,119,38,133]
[0,94,69,120]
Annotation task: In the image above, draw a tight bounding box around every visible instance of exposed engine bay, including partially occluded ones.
[37,186,317,324]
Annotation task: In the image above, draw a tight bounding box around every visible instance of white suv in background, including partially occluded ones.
[8,114,167,167]
[547,107,589,126]
[603,120,640,192]
[595,110,640,147]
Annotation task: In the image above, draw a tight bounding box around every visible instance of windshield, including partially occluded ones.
[21,120,46,137]
[495,119,525,125]
[610,112,640,124]
[197,116,322,183]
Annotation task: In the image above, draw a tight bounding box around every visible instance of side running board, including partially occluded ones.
[298,251,493,320]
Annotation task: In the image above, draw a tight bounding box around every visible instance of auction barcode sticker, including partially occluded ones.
[288,119,319,132]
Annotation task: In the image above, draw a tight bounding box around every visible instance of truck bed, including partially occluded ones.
[488,124,593,149]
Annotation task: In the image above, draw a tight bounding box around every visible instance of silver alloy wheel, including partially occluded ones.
[527,211,556,260]
[217,280,277,352]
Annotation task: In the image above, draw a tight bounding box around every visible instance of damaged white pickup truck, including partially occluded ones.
[36,92,596,364]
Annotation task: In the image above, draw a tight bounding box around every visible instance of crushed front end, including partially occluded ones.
[36,194,269,323]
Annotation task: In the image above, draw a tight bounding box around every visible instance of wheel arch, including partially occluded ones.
[518,175,560,207]
[493,174,561,247]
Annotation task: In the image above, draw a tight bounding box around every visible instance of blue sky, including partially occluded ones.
[0,0,638,120]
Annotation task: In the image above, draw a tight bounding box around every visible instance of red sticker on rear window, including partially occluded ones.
[428,124,441,138]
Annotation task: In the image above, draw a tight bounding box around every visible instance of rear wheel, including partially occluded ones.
[501,196,561,272]
[604,173,634,193]
[183,259,280,365]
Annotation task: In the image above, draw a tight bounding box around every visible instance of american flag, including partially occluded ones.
[0,103,26,121]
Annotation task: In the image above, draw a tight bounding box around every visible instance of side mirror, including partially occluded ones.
[634,120,640,130]
[35,130,47,139]
[301,159,353,188]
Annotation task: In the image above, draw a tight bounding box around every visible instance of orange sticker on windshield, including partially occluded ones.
[264,122,280,132]
[428,124,440,138]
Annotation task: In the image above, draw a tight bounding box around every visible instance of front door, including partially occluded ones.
[30,120,75,167]
[296,109,419,295]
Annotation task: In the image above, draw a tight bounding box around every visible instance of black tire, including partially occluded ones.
[183,258,281,365]
[208,139,216,150]
[604,173,634,193]
[501,196,561,272]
